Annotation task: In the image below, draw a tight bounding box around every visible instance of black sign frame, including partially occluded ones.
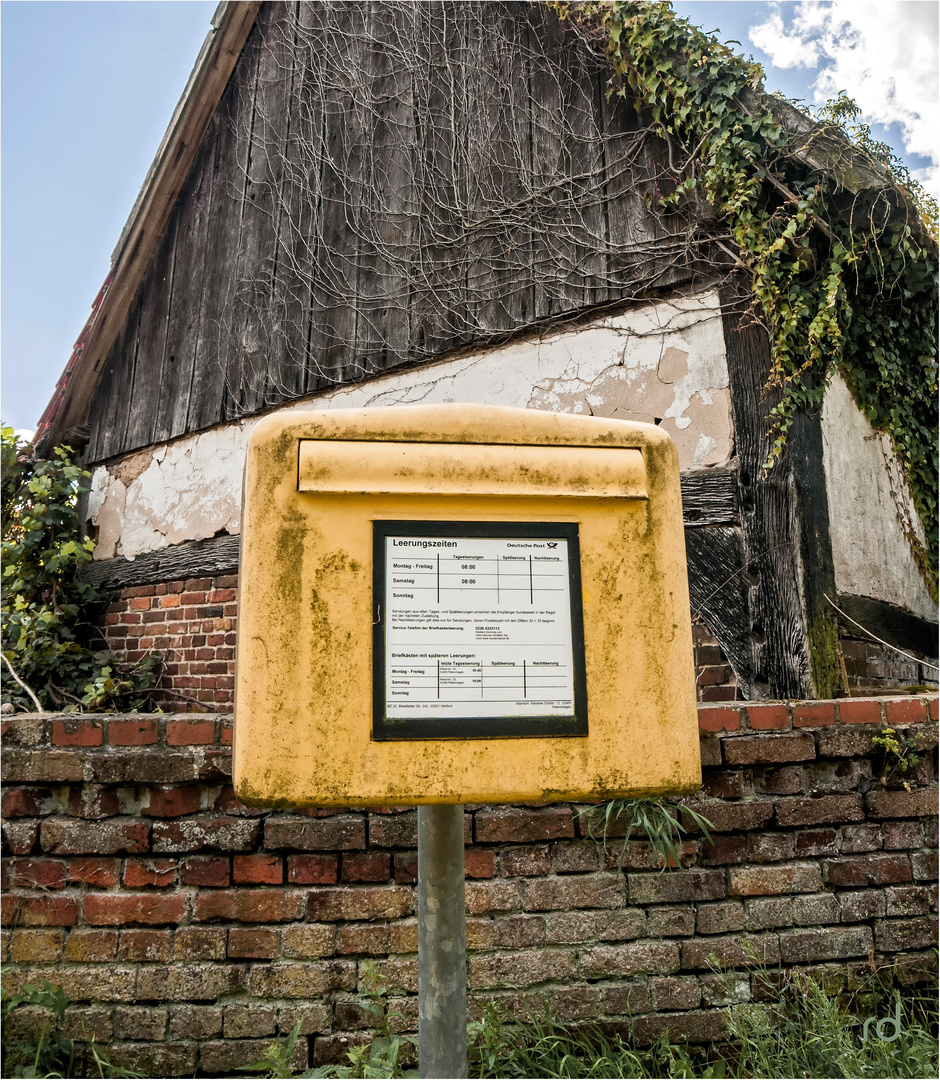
[372,520,588,741]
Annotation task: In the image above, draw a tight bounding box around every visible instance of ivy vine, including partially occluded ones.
[552,0,938,594]
[1,427,160,712]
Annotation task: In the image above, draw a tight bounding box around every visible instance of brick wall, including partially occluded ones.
[99,576,237,711]
[102,577,936,711]
[102,578,749,709]
[2,697,936,1077]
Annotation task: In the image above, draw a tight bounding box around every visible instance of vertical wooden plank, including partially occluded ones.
[152,126,217,443]
[122,207,179,452]
[722,292,811,699]
[303,0,367,392]
[86,289,143,463]
[267,0,312,404]
[347,1,416,375]
[222,1,291,418]
[789,398,841,698]
[186,15,264,433]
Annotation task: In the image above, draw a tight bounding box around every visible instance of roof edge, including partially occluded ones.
[35,0,262,457]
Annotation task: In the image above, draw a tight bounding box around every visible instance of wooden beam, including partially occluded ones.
[721,291,811,699]
[81,535,241,591]
[36,1,261,456]
[835,594,939,661]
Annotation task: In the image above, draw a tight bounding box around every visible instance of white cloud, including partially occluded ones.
[749,1,939,193]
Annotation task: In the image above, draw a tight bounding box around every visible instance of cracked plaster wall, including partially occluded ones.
[821,373,935,624]
[88,291,732,560]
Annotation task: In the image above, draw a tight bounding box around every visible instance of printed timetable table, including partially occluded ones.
[373,525,587,736]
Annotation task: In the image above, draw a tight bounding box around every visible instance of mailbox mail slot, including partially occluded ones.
[235,403,700,806]
[298,440,647,499]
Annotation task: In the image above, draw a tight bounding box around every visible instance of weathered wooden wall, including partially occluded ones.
[86,1,696,465]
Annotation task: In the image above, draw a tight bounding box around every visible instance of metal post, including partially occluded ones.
[417,804,467,1079]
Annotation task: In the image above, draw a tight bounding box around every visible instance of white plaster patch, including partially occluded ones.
[87,291,732,559]
[821,373,935,623]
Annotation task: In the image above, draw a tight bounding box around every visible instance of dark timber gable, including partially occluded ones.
[86,1,695,465]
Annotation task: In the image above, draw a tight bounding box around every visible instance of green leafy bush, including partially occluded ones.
[1,426,159,712]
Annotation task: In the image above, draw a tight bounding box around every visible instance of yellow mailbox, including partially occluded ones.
[234,403,700,806]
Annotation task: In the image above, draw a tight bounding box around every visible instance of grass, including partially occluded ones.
[4,962,936,1079]
[465,965,939,1080]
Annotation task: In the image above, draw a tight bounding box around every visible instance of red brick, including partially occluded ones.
[51,719,103,747]
[64,928,119,962]
[884,698,929,725]
[700,770,751,799]
[265,815,365,851]
[687,800,774,833]
[307,885,413,922]
[775,794,864,827]
[129,597,151,611]
[2,788,50,817]
[337,924,390,956]
[747,833,795,863]
[9,928,66,963]
[178,855,230,888]
[141,786,205,818]
[578,941,678,980]
[194,889,304,923]
[125,585,156,598]
[838,699,882,725]
[108,719,159,746]
[233,855,283,885]
[824,854,912,887]
[84,893,188,926]
[123,859,177,888]
[681,933,780,970]
[793,703,836,728]
[723,733,815,766]
[3,895,79,926]
[166,720,216,746]
[866,788,938,819]
[393,853,418,883]
[41,819,150,855]
[228,927,280,959]
[627,870,724,904]
[69,858,120,888]
[700,835,748,866]
[221,725,234,746]
[340,852,390,882]
[795,829,838,856]
[152,816,258,852]
[746,705,790,731]
[779,926,872,962]
[930,698,939,721]
[729,862,822,896]
[160,595,181,608]
[11,858,67,889]
[697,707,741,733]
[66,785,122,819]
[464,850,496,879]
[476,807,574,844]
[700,686,737,702]
[911,850,938,881]
[501,846,551,876]
[118,929,172,963]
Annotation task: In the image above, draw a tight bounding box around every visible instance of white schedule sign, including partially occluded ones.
[383,533,577,721]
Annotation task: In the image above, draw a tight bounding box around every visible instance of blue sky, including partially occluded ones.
[2,1,936,435]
